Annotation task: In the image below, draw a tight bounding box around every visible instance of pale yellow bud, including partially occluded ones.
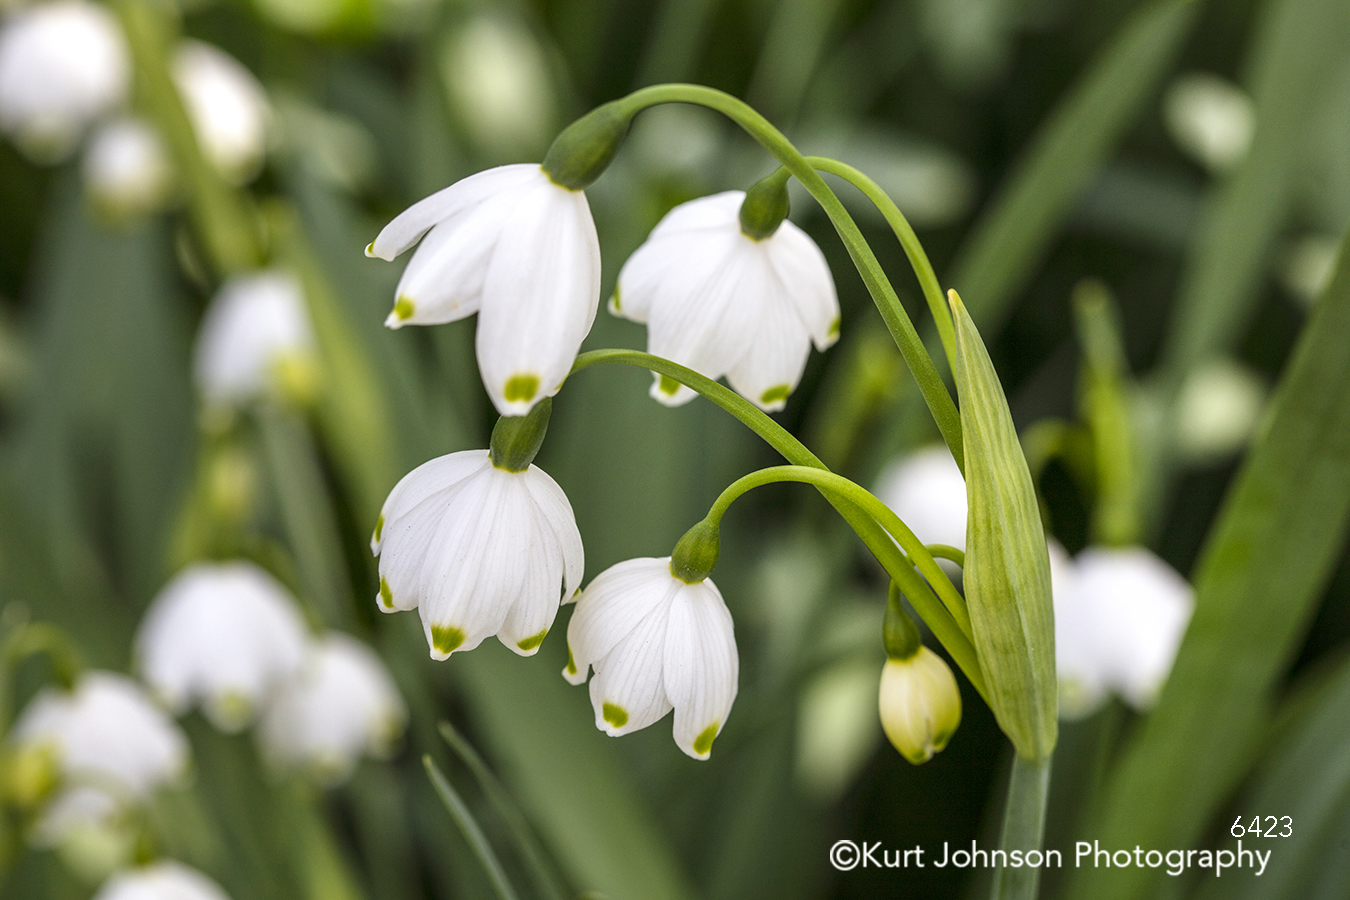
[878,648,962,765]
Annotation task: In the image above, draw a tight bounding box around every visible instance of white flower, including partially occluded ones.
[612,190,839,412]
[873,444,967,550]
[1048,539,1107,719]
[94,861,233,900]
[877,647,962,765]
[366,163,600,416]
[441,16,555,155]
[82,116,172,218]
[9,672,188,827]
[564,557,738,760]
[258,632,407,784]
[1163,73,1255,173]
[372,449,584,659]
[193,270,318,407]
[0,0,129,162]
[172,40,271,184]
[135,561,310,732]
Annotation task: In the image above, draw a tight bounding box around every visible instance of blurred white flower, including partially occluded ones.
[193,270,318,407]
[373,449,583,659]
[877,647,962,765]
[1279,233,1340,307]
[135,561,310,732]
[9,672,188,838]
[613,191,839,412]
[0,0,129,162]
[82,117,172,218]
[172,40,271,184]
[94,861,233,900]
[873,444,967,550]
[1172,359,1267,463]
[440,15,555,155]
[367,164,600,416]
[1047,539,1107,719]
[258,632,407,784]
[795,657,881,800]
[1163,73,1256,173]
[564,557,738,760]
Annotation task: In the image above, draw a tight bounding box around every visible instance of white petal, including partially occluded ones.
[520,465,585,599]
[564,558,672,685]
[494,479,566,655]
[1048,540,1108,719]
[172,41,270,184]
[95,861,233,900]
[368,163,540,260]
[377,475,478,614]
[663,579,738,759]
[474,179,600,415]
[645,191,745,240]
[193,270,315,406]
[765,221,840,350]
[873,446,968,550]
[385,213,496,328]
[588,600,674,736]
[372,450,489,554]
[724,271,814,411]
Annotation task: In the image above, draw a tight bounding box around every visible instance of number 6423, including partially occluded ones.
[1231,816,1292,837]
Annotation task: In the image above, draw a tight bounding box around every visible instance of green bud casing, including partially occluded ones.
[541,102,632,191]
[669,518,721,583]
[949,290,1057,761]
[883,582,922,660]
[489,397,552,472]
[738,169,791,240]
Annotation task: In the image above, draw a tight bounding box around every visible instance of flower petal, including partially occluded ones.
[495,480,566,656]
[377,472,483,614]
[588,601,675,736]
[723,272,813,411]
[663,579,738,759]
[368,163,539,260]
[766,221,840,350]
[520,465,584,599]
[564,558,672,685]
[372,450,489,554]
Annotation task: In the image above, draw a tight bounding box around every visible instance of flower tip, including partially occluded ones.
[648,374,693,407]
[599,701,629,735]
[686,722,719,760]
[364,241,376,258]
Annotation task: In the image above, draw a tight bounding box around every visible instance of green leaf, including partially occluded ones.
[423,755,521,900]
[948,0,1200,332]
[1063,223,1350,900]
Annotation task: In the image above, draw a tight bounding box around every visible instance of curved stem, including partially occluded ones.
[611,84,964,473]
[926,544,966,567]
[805,156,956,373]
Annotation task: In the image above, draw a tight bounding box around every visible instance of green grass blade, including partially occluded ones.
[423,754,522,900]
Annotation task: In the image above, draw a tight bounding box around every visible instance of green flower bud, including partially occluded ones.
[878,648,962,765]
[669,518,721,584]
[489,397,552,472]
[738,169,791,240]
[949,289,1057,761]
[541,102,632,191]
[882,582,922,661]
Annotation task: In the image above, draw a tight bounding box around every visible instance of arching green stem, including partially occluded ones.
[571,350,986,702]
[927,544,966,567]
[609,84,963,473]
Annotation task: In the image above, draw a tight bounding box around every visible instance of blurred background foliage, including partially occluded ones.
[0,0,1349,898]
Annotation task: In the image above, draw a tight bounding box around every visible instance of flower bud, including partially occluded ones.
[949,289,1057,761]
[488,396,552,472]
[738,169,791,240]
[878,648,962,765]
[0,742,59,811]
[540,101,631,190]
[669,518,721,584]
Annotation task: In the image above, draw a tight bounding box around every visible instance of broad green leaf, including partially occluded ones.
[1063,223,1350,900]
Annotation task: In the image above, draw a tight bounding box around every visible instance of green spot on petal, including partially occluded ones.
[379,577,394,609]
[517,630,548,652]
[828,315,840,339]
[431,625,466,655]
[373,513,384,544]
[658,374,681,395]
[610,287,622,312]
[365,241,375,256]
[393,295,415,321]
[760,384,791,405]
[504,374,539,403]
[602,702,628,728]
[566,647,578,675]
[693,723,719,756]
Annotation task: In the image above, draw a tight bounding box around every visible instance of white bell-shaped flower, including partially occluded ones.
[372,449,584,659]
[94,861,233,900]
[873,444,967,550]
[192,270,318,407]
[9,672,188,816]
[135,561,310,732]
[0,0,129,162]
[172,40,271,184]
[612,191,839,412]
[367,163,601,416]
[83,116,172,218]
[877,647,962,765]
[564,557,738,760]
[258,632,407,784]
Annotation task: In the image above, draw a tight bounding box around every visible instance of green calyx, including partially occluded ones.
[739,168,792,240]
[669,518,721,584]
[883,582,923,661]
[541,102,633,191]
[489,397,553,472]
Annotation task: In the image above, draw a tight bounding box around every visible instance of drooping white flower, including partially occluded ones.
[94,861,233,900]
[258,632,407,784]
[172,40,271,184]
[1047,539,1108,719]
[873,444,967,550]
[366,163,600,416]
[192,270,318,407]
[564,557,738,760]
[135,561,310,732]
[0,0,129,162]
[877,647,962,765]
[9,672,189,821]
[372,449,584,659]
[1163,73,1255,173]
[612,191,839,412]
[82,116,172,218]
[440,15,555,155]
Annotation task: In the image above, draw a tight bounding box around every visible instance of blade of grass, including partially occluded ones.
[423,755,522,900]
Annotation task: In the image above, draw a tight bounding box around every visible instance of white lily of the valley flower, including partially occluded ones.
[367,164,600,416]
[373,449,583,659]
[877,647,962,765]
[258,632,407,784]
[95,861,233,900]
[83,117,171,218]
[874,444,967,551]
[612,191,839,412]
[135,561,309,732]
[193,270,318,407]
[172,40,271,184]
[0,0,129,162]
[564,557,738,760]
[9,673,188,816]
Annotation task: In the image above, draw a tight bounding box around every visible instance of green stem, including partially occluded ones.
[804,156,957,373]
[926,544,966,567]
[424,755,521,900]
[571,351,987,702]
[611,84,964,472]
[991,754,1053,900]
